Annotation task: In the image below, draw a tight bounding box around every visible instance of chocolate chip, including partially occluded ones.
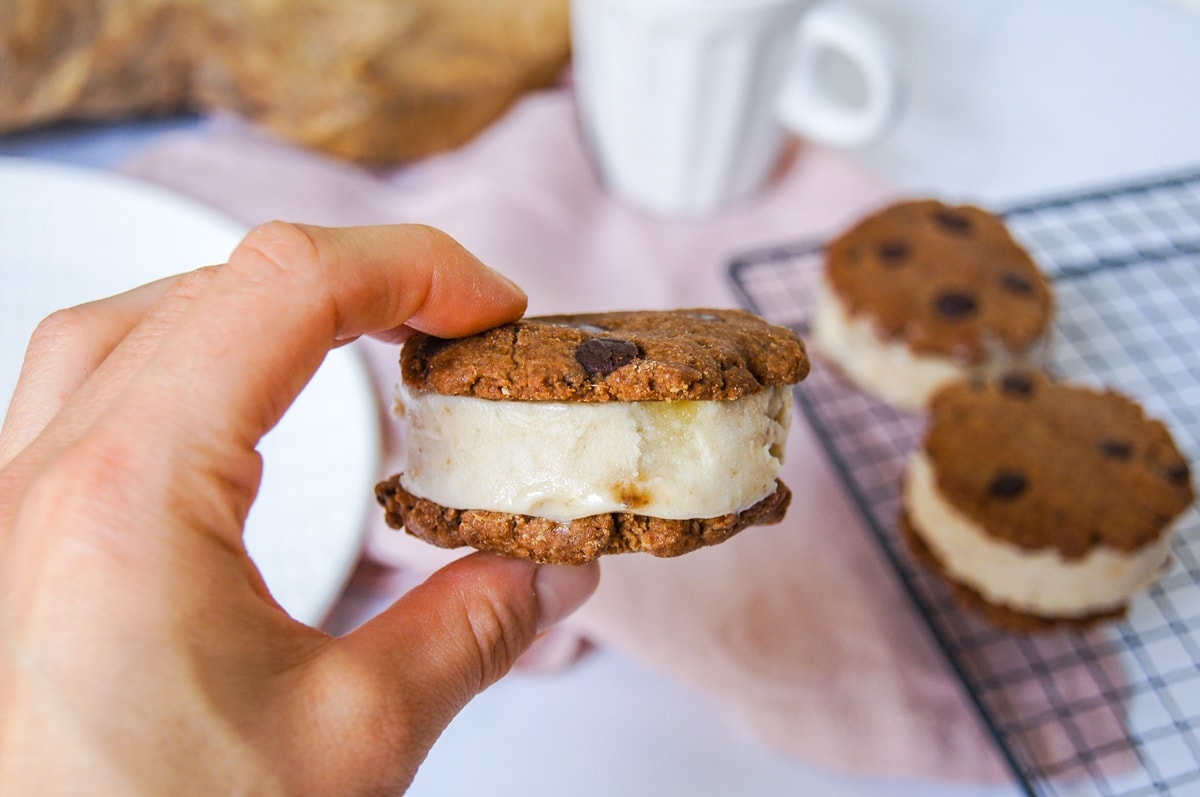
[1098,439,1133,460]
[934,208,972,234]
[575,338,640,375]
[935,291,978,319]
[878,240,909,263]
[1001,272,1035,295]
[999,373,1034,398]
[989,470,1028,500]
[1166,462,1191,485]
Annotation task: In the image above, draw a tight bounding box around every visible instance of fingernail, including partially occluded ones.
[534,561,600,632]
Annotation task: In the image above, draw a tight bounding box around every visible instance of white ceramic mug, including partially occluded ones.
[570,0,898,217]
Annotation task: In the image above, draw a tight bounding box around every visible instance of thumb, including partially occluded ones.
[306,553,599,789]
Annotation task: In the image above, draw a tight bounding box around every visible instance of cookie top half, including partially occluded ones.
[400,308,809,402]
[924,371,1195,558]
[825,199,1053,363]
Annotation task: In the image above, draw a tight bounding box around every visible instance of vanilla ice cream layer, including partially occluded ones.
[397,382,792,522]
[811,279,1041,411]
[905,451,1173,617]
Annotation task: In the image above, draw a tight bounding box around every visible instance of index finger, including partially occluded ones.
[110,222,526,457]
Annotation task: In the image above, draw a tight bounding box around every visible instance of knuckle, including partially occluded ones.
[17,432,140,555]
[457,580,537,689]
[228,220,339,331]
[141,267,220,328]
[231,220,322,282]
[26,306,92,359]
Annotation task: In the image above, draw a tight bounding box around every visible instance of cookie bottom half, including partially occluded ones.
[375,474,792,565]
[900,511,1125,633]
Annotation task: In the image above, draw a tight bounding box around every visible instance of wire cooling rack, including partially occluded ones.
[728,168,1200,797]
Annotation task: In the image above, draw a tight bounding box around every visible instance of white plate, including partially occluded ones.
[0,157,378,626]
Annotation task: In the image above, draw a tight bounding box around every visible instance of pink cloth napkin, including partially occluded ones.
[119,88,1043,781]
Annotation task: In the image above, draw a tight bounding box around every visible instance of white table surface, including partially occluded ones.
[3,1,1199,795]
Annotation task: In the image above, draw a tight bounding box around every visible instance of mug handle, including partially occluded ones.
[776,2,899,148]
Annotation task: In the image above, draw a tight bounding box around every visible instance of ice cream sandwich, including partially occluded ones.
[902,371,1195,630]
[375,309,809,564]
[812,199,1054,411]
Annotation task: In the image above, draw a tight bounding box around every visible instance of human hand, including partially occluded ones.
[0,223,600,795]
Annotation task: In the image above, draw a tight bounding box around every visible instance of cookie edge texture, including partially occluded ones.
[376,474,792,565]
[400,308,809,403]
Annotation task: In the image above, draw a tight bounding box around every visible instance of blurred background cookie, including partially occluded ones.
[0,0,569,164]
[901,370,1195,631]
[812,199,1054,411]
